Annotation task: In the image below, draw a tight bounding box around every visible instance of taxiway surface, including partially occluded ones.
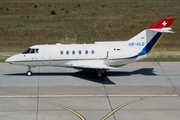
[0,62,180,120]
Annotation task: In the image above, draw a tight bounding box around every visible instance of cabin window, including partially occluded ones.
[85,50,88,54]
[60,51,63,55]
[91,50,95,54]
[66,50,69,55]
[79,50,82,54]
[72,50,75,55]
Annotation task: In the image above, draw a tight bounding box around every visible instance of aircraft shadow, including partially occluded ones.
[3,68,156,85]
[106,68,157,76]
[3,70,116,85]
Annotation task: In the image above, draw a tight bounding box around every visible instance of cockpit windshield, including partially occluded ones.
[22,48,39,54]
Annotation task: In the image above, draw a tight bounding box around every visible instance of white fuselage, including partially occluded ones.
[6,41,141,69]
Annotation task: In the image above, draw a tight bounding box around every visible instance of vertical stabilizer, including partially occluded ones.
[127,18,175,57]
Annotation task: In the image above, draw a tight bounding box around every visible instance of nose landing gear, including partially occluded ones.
[26,66,32,76]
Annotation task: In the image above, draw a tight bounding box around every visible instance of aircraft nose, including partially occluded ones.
[5,54,21,64]
[5,56,14,63]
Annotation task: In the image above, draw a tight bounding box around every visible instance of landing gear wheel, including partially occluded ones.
[26,71,32,76]
[96,69,105,77]
[26,66,32,76]
[97,73,102,77]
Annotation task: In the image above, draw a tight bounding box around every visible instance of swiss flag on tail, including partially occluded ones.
[147,18,175,29]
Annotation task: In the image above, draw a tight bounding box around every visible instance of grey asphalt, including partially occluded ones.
[0,62,180,120]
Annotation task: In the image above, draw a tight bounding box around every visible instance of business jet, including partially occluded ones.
[5,18,175,77]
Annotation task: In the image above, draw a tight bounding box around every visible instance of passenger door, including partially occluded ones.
[43,51,51,65]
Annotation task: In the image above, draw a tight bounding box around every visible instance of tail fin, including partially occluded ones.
[147,18,175,33]
[147,18,175,29]
[128,18,175,57]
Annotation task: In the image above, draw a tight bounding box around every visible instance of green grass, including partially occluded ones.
[50,10,56,15]
[144,54,180,61]
[144,56,180,61]
[0,0,180,61]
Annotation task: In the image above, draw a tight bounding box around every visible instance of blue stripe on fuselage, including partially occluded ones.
[138,32,162,56]
[111,32,162,60]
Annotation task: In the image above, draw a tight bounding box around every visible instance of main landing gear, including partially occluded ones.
[96,69,106,77]
[26,66,32,76]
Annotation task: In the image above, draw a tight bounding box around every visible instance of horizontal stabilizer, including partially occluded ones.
[147,27,175,33]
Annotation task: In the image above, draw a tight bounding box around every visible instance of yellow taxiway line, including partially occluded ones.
[0,92,86,120]
[101,90,179,120]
